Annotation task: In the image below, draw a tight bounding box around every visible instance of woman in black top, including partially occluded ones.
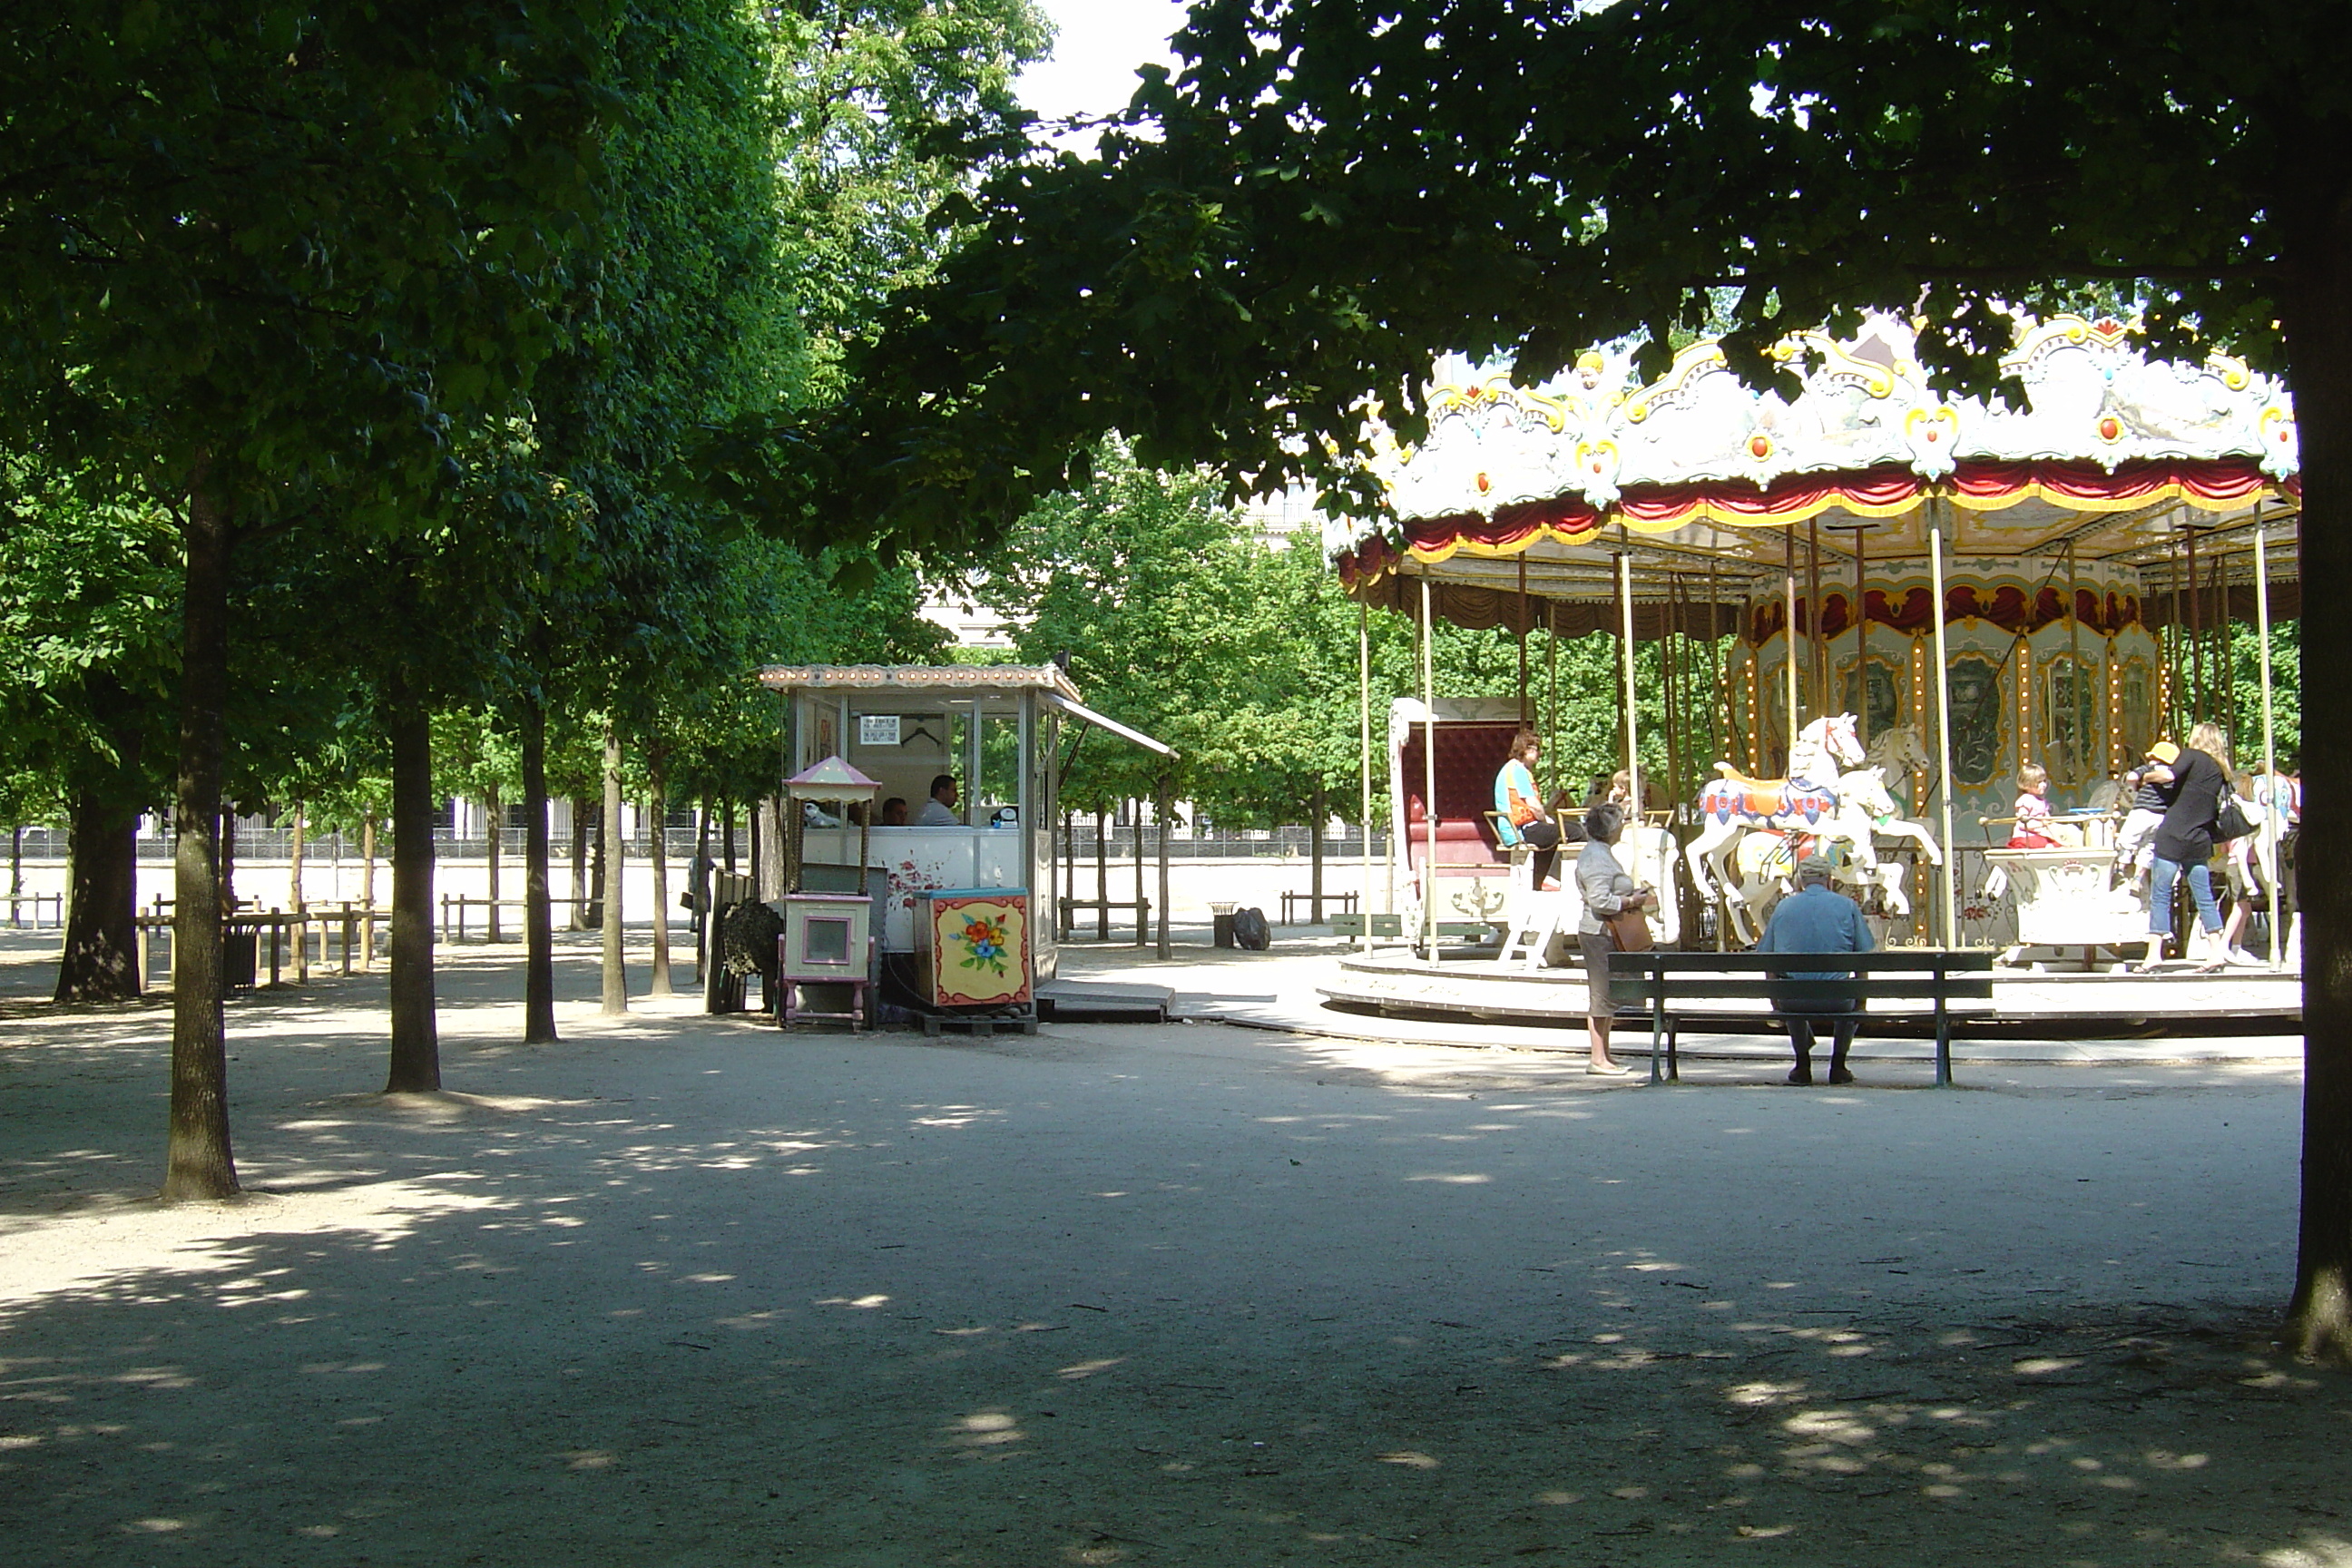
[2146,722,2231,963]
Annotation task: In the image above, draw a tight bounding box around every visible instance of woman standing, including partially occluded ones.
[2144,721,2234,967]
[1575,802,1654,1076]
[1494,730,1564,890]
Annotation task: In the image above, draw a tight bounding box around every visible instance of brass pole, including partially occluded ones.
[1359,601,1374,954]
[1928,502,1959,946]
[2255,509,2281,967]
[1783,528,1801,770]
[1420,575,1438,955]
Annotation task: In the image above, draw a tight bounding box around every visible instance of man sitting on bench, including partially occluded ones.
[1755,858,1875,1086]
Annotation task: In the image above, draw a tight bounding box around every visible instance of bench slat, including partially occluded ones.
[1610,951,1995,972]
[1605,978,1995,1001]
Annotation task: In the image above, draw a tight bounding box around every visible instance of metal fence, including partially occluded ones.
[7,823,1391,864]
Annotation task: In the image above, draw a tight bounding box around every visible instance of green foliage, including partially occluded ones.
[766,0,1051,398]
[973,443,1695,825]
[836,0,2344,545]
[0,464,180,812]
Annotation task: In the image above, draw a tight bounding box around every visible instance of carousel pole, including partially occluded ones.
[1419,573,1438,956]
[1545,601,1561,796]
[1928,501,1959,947]
[1660,573,1680,803]
[2067,540,2083,787]
[1359,601,1374,955]
[1706,551,1724,766]
[1783,527,1801,769]
[2186,523,2205,722]
[1853,528,1869,747]
[2257,510,2281,968]
[1516,554,1531,723]
[1618,551,1642,819]
[2220,546,2239,754]
[1808,517,1828,720]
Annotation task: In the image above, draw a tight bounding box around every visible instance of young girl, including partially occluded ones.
[2007,761,2060,848]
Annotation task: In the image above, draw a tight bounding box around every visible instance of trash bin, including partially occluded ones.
[223,930,258,991]
[1210,902,1238,948]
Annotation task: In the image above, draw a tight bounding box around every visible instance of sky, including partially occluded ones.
[1013,0,1192,139]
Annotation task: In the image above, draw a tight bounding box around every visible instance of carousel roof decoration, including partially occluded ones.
[1334,314,2298,602]
[759,663,1084,701]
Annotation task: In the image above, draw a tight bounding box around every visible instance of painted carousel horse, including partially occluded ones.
[1706,767,1905,946]
[1860,721,1938,804]
[1685,714,1879,920]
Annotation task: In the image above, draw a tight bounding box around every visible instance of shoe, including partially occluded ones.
[1540,877,1562,892]
[1784,1067,1814,1086]
[1588,1061,1632,1076]
[1827,1066,1857,1085]
[2224,946,2265,968]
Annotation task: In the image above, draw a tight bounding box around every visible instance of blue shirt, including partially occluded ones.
[1756,884,1875,980]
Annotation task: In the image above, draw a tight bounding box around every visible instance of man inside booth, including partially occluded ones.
[916,774,960,826]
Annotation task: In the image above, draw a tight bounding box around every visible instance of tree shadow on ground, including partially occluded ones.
[0,970,2343,1563]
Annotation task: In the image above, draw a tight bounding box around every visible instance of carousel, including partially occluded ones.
[1320,313,2302,1027]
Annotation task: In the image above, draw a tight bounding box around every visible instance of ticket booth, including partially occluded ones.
[758,664,1172,1013]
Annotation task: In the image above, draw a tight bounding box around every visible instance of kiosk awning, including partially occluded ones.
[1043,693,1176,757]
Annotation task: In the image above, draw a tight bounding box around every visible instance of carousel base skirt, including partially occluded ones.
[1316,948,2299,1034]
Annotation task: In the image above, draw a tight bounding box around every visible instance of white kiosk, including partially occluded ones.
[758,663,1173,991]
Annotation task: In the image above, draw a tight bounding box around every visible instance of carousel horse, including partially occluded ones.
[1707,767,1906,946]
[1685,715,1878,918]
[1860,721,1938,804]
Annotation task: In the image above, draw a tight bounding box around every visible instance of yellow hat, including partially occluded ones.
[2147,740,2180,764]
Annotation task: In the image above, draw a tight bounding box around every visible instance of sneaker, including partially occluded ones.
[1540,877,1562,892]
[2224,946,2266,968]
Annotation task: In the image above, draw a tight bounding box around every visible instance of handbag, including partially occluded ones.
[2214,798,2253,842]
[1606,903,1653,953]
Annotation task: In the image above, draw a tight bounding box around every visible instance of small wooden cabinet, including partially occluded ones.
[778,892,873,1029]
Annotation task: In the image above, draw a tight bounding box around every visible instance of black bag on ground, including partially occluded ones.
[1231,906,1271,951]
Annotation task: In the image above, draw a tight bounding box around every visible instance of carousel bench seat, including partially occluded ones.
[1603,950,1997,1087]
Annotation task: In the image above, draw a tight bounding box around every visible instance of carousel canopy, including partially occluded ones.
[1332,315,2299,633]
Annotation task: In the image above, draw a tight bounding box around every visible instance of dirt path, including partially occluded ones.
[0,931,2341,1564]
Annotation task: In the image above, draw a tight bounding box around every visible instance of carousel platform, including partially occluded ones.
[1317,949,2300,1032]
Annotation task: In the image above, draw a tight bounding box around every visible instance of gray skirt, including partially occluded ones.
[1579,929,1639,1017]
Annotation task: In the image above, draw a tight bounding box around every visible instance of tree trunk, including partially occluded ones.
[600,725,626,1014]
[2282,191,2352,1364]
[360,811,377,968]
[570,792,592,929]
[588,789,607,929]
[485,781,502,944]
[1156,777,1172,960]
[220,803,236,911]
[649,762,672,998]
[1309,783,1326,924]
[289,799,305,914]
[54,780,141,1003]
[9,823,21,923]
[522,695,557,1044]
[748,799,762,893]
[691,794,712,985]
[721,797,736,873]
[384,691,440,1093]
[162,476,237,1201]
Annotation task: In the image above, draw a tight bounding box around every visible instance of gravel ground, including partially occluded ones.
[0,928,2342,1566]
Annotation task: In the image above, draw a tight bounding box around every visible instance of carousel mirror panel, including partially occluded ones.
[1946,654,2006,789]
[2041,654,2100,791]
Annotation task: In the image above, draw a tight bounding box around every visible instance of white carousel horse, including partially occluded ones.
[1706,767,1906,946]
[1684,715,1878,918]
[1860,721,1938,803]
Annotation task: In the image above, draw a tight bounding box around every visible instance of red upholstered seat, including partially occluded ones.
[1401,721,1520,876]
